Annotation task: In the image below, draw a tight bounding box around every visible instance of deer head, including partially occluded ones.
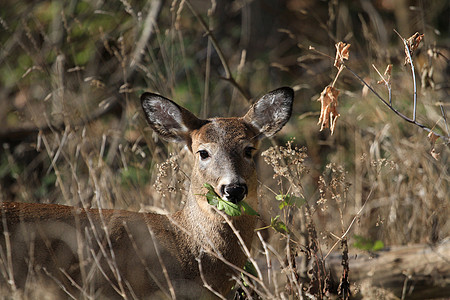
[141,87,294,218]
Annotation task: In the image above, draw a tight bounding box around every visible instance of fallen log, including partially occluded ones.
[326,240,450,299]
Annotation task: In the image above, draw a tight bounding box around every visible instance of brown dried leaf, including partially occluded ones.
[427,131,439,144]
[406,32,424,52]
[334,42,351,69]
[421,65,435,89]
[377,64,393,86]
[430,148,440,161]
[317,85,340,134]
[404,32,424,65]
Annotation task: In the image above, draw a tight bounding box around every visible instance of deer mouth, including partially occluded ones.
[220,183,248,204]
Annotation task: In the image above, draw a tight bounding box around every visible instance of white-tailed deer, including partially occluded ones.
[0,87,294,299]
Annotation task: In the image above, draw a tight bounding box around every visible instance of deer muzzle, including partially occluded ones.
[220,183,248,204]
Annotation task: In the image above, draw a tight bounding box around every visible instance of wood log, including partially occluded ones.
[326,240,450,299]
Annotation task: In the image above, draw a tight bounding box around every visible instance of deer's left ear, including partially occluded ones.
[243,87,294,138]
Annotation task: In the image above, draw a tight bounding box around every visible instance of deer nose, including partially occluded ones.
[220,183,248,204]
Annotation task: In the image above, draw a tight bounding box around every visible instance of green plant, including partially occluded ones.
[203,183,258,217]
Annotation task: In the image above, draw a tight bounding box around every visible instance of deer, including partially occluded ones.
[0,87,294,299]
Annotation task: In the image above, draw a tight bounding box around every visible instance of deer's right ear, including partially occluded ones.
[243,87,294,138]
[141,93,205,144]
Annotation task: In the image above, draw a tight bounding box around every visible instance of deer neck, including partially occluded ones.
[175,192,257,259]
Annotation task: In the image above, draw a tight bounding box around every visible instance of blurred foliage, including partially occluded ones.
[353,234,385,252]
[120,165,150,188]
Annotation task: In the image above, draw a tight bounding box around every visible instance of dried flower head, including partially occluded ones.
[261,139,308,196]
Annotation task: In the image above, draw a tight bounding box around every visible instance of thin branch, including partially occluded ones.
[331,65,344,88]
[440,105,449,138]
[147,226,177,299]
[309,35,450,145]
[42,268,77,300]
[324,185,375,260]
[344,64,449,144]
[214,209,264,282]
[372,64,392,105]
[346,65,409,119]
[196,252,228,300]
[184,0,251,102]
[123,223,173,299]
[256,232,275,289]
[59,268,94,300]
[395,29,418,122]
[130,0,163,70]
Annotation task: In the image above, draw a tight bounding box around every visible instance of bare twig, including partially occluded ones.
[184,0,251,102]
[394,29,418,122]
[196,251,228,300]
[440,105,449,138]
[42,268,77,300]
[401,274,410,300]
[123,223,172,299]
[147,226,177,299]
[214,208,264,282]
[285,234,303,295]
[130,0,163,70]
[324,185,374,260]
[372,64,392,105]
[309,34,450,145]
[0,203,17,293]
[59,268,94,300]
[331,65,344,88]
[89,247,123,297]
[345,64,449,144]
[256,231,273,286]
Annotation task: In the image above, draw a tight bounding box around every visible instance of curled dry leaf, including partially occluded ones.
[427,131,439,144]
[376,64,393,86]
[404,32,424,65]
[334,42,351,69]
[406,32,424,52]
[421,65,435,89]
[430,148,440,161]
[317,85,340,134]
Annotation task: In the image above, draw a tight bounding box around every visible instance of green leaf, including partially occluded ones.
[243,260,258,277]
[203,183,215,193]
[218,199,241,216]
[372,240,385,251]
[203,183,260,217]
[239,201,259,216]
[275,194,284,201]
[241,260,258,287]
[204,183,220,206]
[353,235,384,251]
[271,215,290,234]
[35,173,57,198]
[203,183,241,216]
[276,193,306,209]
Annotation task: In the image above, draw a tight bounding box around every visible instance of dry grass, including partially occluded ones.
[0,0,448,299]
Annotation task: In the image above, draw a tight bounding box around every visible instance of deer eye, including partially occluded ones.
[244,146,256,159]
[197,150,210,160]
